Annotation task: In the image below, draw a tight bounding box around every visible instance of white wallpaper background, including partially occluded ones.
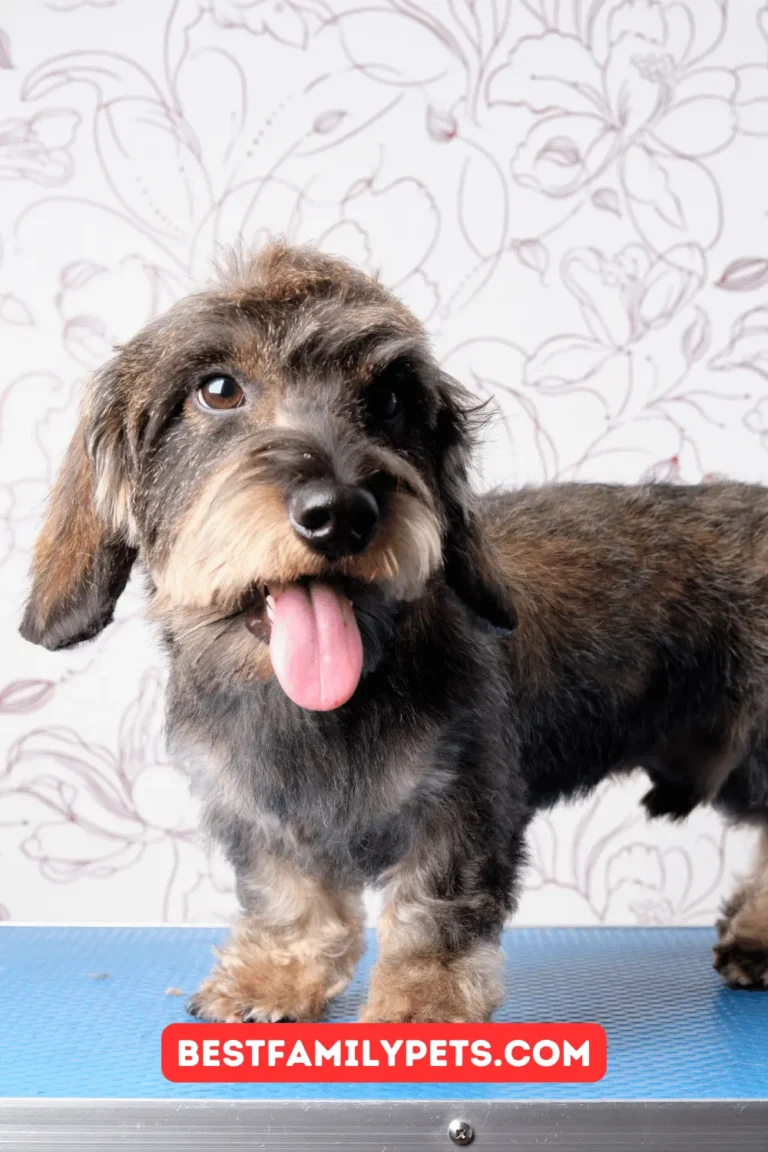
[0,0,767,928]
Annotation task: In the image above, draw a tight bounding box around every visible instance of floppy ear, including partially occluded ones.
[435,375,517,634]
[20,368,137,651]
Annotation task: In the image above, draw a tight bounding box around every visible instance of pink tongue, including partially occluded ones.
[268,582,363,711]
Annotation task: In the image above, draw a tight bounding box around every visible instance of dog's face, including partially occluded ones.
[21,243,516,709]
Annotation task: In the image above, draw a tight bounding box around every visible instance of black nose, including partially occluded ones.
[288,481,380,558]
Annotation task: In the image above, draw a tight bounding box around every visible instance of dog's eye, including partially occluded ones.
[197,376,244,411]
[366,386,401,426]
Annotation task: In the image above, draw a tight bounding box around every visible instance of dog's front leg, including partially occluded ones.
[361,839,517,1023]
[189,856,364,1022]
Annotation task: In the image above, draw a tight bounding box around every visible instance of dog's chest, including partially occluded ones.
[263,725,429,814]
[206,707,441,874]
[169,670,448,876]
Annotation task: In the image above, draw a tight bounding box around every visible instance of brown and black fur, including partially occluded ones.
[19,241,768,1019]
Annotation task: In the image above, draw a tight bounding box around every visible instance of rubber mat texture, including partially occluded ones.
[0,926,766,1101]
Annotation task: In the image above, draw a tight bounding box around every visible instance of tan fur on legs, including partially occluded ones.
[189,860,364,1022]
[714,828,768,989]
[360,882,504,1023]
[360,943,503,1023]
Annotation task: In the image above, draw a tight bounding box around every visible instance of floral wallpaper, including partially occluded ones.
[1,0,767,927]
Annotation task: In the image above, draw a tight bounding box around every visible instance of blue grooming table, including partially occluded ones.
[0,926,766,1149]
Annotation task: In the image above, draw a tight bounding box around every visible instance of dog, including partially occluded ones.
[19,241,768,1021]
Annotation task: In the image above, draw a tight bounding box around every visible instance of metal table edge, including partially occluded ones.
[1,1097,766,1150]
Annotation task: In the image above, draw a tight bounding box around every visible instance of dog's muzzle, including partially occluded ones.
[245,479,381,715]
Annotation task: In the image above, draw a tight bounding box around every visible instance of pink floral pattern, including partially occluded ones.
[0,108,80,185]
[489,6,736,255]
[1,672,235,921]
[1,0,766,924]
[208,0,318,46]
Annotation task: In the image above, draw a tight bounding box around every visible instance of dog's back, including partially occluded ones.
[481,482,768,819]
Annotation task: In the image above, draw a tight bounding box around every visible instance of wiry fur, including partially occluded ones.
[188,856,364,1022]
[20,241,768,1019]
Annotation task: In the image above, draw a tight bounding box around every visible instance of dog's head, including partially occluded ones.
[21,242,516,709]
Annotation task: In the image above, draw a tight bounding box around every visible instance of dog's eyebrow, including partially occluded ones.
[167,340,238,375]
[281,303,424,371]
[365,341,430,373]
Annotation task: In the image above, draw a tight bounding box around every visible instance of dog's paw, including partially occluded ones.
[186,954,338,1023]
[713,922,768,990]
[187,994,294,1023]
[713,940,768,989]
[187,968,303,1023]
[360,948,502,1023]
[713,892,768,990]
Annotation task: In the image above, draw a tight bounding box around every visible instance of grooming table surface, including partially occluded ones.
[0,925,766,1103]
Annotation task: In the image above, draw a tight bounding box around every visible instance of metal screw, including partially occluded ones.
[448,1118,475,1146]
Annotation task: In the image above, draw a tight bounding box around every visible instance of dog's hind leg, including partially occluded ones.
[188,855,364,1022]
[713,827,768,990]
